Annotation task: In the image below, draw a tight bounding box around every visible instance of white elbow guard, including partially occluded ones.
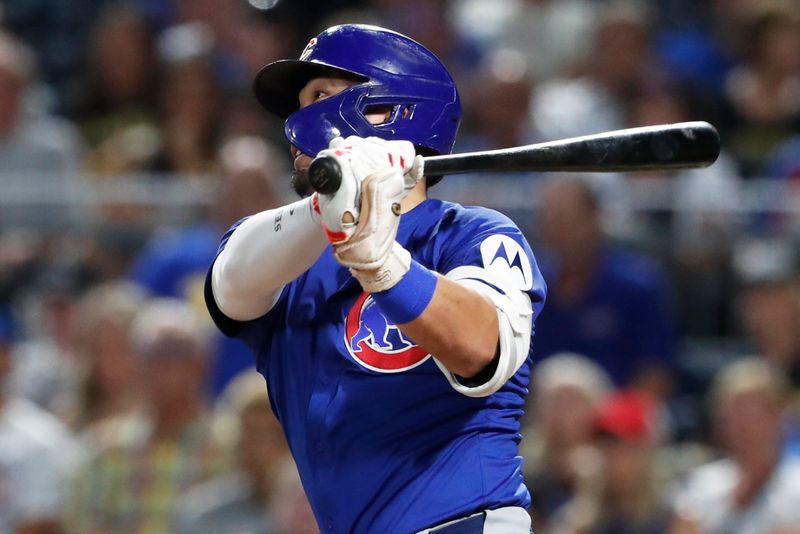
[434,265,534,398]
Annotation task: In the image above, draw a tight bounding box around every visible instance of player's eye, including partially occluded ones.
[314,90,327,101]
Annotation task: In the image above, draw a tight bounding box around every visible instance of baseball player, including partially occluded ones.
[205,24,547,534]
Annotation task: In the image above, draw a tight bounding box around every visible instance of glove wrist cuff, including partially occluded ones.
[349,242,411,293]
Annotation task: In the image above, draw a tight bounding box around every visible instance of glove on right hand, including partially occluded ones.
[315,136,423,244]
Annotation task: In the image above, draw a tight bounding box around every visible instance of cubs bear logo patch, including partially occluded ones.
[344,292,430,373]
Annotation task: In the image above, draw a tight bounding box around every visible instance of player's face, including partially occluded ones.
[290,76,358,196]
[290,76,392,197]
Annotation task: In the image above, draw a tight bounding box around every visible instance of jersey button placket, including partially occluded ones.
[308,353,338,524]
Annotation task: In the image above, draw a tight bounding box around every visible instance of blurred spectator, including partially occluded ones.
[133,0,298,91]
[496,0,598,80]
[762,135,800,182]
[724,3,800,175]
[10,260,96,424]
[549,390,670,534]
[436,48,538,227]
[733,239,800,388]
[522,353,613,530]
[151,22,223,175]
[652,1,737,128]
[760,135,800,235]
[671,358,800,533]
[73,282,147,429]
[627,87,743,338]
[267,460,319,534]
[460,48,537,151]
[532,1,669,140]
[224,5,297,87]
[65,299,231,533]
[0,32,82,181]
[0,307,80,533]
[219,91,281,146]
[532,179,677,396]
[131,135,285,394]
[169,0,240,52]
[178,371,289,533]
[369,0,482,82]
[1,0,108,103]
[71,2,160,175]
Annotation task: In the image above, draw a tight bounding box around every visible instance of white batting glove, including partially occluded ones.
[316,136,424,244]
[333,166,412,293]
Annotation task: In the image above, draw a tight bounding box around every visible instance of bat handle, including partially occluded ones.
[308,156,342,195]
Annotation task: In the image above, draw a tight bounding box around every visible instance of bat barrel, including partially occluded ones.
[424,121,720,176]
[307,121,721,194]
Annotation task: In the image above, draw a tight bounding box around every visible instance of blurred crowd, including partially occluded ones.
[0,0,799,532]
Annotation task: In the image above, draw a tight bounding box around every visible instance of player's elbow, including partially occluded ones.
[212,252,279,321]
[442,336,499,378]
[213,251,249,301]
[435,298,501,377]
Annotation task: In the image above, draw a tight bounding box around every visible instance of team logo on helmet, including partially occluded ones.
[299,37,317,60]
[344,292,430,373]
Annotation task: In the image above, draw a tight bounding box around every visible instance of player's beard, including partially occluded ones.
[291,168,314,197]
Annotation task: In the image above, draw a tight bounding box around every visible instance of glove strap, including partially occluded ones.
[370,258,438,325]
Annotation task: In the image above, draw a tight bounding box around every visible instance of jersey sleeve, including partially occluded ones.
[429,206,547,397]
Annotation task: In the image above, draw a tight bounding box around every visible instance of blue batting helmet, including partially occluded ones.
[253,24,462,162]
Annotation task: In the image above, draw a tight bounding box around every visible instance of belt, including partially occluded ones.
[428,512,486,534]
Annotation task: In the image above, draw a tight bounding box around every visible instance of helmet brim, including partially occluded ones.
[253,59,369,119]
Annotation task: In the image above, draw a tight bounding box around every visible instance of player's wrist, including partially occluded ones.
[348,241,411,293]
[368,256,438,325]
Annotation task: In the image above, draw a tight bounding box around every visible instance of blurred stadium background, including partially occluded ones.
[1,0,799,532]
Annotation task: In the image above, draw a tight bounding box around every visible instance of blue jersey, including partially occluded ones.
[205,198,546,533]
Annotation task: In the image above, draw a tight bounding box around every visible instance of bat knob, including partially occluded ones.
[308,156,342,195]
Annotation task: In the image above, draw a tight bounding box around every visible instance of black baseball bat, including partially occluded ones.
[307,121,721,195]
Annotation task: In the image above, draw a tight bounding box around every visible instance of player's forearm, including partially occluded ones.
[395,276,500,378]
[212,196,327,321]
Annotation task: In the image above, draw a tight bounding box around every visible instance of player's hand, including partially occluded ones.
[333,166,411,293]
[315,136,423,244]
